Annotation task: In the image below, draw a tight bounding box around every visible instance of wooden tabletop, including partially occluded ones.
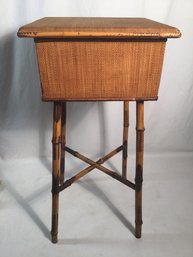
[18,17,181,39]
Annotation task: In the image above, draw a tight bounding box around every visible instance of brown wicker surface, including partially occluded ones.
[36,39,166,101]
[18,17,181,39]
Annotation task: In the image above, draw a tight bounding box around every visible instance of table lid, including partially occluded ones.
[18,17,181,39]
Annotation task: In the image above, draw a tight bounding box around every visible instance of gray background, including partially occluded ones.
[0,1,193,257]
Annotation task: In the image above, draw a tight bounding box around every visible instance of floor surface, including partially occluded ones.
[0,152,193,257]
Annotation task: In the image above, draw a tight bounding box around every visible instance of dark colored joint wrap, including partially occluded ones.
[135,165,143,192]
[123,140,128,159]
[52,136,61,145]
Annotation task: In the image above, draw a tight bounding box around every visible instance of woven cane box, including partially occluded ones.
[18,17,181,101]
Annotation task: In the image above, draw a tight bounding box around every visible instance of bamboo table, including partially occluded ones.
[18,17,181,243]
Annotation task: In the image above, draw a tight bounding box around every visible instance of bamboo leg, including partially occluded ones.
[135,101,145,238]
[122,101,129,178]
[60,102,66,183]
[51,102,62,244]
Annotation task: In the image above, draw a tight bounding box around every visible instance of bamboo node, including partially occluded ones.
[135,177,143,184]
[135,220,143,225]
[52,136,61,144]
[124,122,129,127]
[51,186,60,193]
[135,128,145,132]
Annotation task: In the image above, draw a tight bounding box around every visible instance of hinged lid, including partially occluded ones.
[18,17,181,39]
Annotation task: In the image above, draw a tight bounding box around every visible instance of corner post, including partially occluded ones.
[51,101,62,243]
[60,102,66,183]
[122,101,129,178]
[135,101,144,238]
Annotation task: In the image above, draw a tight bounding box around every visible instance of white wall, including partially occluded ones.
[0,0,193,159]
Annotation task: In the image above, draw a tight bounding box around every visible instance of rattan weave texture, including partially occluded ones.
[36,40,166,101]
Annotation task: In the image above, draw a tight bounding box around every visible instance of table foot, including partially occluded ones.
[135,225,142,238]
[51,233,58,244]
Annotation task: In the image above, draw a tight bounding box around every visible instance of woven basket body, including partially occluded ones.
[35,39,166,101]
